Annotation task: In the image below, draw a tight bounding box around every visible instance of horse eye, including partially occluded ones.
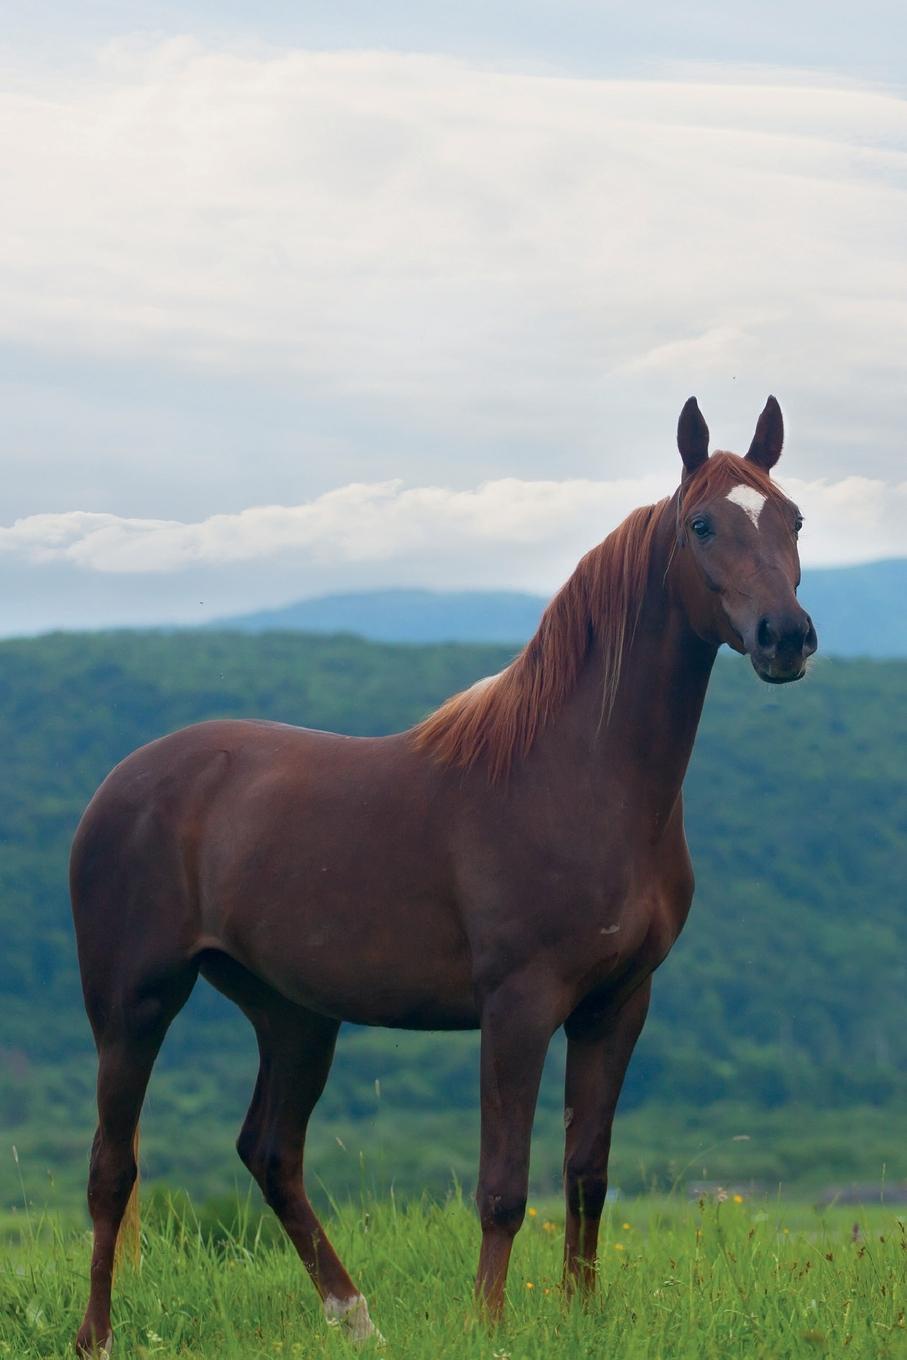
[690,518,711,539]
[795,515,804,535]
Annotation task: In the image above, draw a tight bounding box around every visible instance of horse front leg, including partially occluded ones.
[562,979,651,1295]
[475,975,561,1319]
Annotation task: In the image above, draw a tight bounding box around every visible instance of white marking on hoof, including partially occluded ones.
[725,485,766,528]
[324,1293,383,1344]
[98,1337,112,1360]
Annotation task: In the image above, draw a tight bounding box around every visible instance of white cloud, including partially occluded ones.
[2,475,903,588]
[1,39,906,501]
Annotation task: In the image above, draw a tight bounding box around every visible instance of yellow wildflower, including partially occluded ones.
[733,1194,744,1204]
[543,1220,558,1234]
[622,1222,631,1230]
[527,1207,538,1218]
[613,1242,625,1251]
[525,1280,535,1289]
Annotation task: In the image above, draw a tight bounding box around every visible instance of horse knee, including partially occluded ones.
[476,1185,527,1235]
[564,1158,607,1219]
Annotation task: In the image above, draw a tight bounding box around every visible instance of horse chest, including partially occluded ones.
[560,862,692,1011]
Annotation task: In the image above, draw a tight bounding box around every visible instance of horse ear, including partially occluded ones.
[677,397,710,476]
[746,395,784,471]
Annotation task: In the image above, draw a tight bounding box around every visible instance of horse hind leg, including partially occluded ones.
[235,997,380,1343]
[75,965,197,1357]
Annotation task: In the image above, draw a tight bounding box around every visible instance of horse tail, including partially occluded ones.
[114,1124,142,1274]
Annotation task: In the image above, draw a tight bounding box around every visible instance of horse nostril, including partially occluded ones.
[757,617,776,651]
[803,615,818,656]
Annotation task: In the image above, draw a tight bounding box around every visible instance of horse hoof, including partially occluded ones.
[75,1334,112,1359]
[324,1294,384,1344]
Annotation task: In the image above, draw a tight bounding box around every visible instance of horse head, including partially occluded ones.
[672,395,817,683]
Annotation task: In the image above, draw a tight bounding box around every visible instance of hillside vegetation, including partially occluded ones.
[1,631,905,1209]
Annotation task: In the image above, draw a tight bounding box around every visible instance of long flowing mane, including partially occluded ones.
[411,453,787,781]
[411,500,666,780]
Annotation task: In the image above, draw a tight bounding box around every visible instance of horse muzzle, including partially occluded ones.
[749,608,817,683]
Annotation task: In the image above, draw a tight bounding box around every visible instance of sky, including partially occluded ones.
[1,3,905,634]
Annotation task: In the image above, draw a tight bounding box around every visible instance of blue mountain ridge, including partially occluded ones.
[209,559,907,658]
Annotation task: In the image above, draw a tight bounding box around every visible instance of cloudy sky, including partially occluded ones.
[1,3,905,634]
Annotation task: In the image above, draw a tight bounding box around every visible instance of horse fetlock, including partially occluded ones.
[324,1293,383,1344]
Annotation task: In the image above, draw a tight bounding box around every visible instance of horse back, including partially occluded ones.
[70,719,478,1029]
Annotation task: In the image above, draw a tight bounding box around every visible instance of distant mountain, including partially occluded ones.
[213,588,546,645]
[211,559,907,657]
[798,559,906,659]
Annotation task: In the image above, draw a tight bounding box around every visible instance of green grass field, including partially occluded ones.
[2,1194,905,1359]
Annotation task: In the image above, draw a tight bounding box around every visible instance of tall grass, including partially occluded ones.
[1,1193,905,1358]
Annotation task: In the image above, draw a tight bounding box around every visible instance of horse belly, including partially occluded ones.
[237,909,478,1030]
[199,825,477,1029]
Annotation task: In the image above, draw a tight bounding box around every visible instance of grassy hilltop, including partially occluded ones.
[0,631,905,1211]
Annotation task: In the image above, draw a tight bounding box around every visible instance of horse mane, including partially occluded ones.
[411,452,790,782]
[410,499,667,780]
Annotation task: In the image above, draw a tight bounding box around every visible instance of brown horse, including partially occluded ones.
[72,396,816,1355]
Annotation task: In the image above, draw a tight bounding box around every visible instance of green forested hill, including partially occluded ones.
[1,632,905,1209]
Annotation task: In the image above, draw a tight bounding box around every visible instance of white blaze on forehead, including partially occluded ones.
[725,484,767,528]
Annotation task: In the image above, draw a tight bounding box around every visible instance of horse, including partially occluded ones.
[71,396,816,1355]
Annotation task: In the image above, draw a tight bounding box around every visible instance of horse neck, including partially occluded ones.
[531,508,718,826]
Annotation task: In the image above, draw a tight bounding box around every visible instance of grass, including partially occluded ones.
[1,1193,905,1359]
